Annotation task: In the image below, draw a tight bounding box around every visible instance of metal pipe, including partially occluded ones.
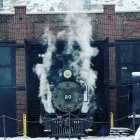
[133,112,136,135]
[110,112,114,128]
[3,115,6,140]
[23,114,27,137]
[69,112,71,140]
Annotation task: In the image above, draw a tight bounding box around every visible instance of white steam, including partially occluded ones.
[58,0,99,113]
[35,0,98,113]
[34,27,56,113]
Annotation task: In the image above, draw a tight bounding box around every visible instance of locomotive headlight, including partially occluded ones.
[63,70,72,79]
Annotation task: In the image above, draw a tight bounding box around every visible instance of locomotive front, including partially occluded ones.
[52,69,84,113]
[41,55,93,137]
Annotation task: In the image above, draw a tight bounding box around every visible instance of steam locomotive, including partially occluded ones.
[35,40,111,138]
[26,39,110,137]
[40,54,94,138]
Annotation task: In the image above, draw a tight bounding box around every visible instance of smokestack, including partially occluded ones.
[62,54,72,68]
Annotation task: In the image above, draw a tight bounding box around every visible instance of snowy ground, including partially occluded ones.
[0,136,135,140]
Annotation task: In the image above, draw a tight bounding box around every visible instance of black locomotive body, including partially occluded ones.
[41,54,93,137]
[26,39,110,137]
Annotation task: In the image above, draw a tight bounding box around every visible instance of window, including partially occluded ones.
[0,68,11,86]
[0,46,15,86]
[118,43,140,84]
[0,47,11,65]
[120,45,133,63]
[116,41,140,123]
[0,0,3,9]
[121,65,134,84]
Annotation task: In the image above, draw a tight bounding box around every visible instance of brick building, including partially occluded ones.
[0,4,140,136]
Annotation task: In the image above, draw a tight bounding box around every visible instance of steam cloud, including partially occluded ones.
[34,27,56,113]
[35,0,98,113]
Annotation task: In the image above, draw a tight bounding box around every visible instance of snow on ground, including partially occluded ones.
[0,136,135,140]
[134,126,140,140]
[1,0,140,13]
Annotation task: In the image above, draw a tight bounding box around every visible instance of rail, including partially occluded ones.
[0,112,137,140]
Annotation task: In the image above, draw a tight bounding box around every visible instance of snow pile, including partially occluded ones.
[132,72,140,77]
[1,0,140,13]
[134,126,140,140]
[2,0,68,13]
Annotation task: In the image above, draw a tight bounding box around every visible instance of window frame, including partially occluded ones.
[115,40,140,127]
[116,40,140,85]
[0,41,16,87]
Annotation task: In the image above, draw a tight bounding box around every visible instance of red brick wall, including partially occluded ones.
[14,6,27,134]
[1,5,140,41]
[16,90,26,134]
[122,20,140,38]
[97,5,117,41]
[26,22,46,39]
[14,6,27,43]
[109,47,117,121]
[16,48,26,85]
[16,47,26,134]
